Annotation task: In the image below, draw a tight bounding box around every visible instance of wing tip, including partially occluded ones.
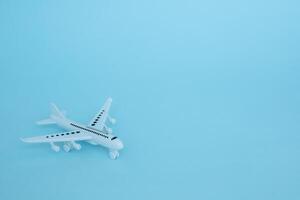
[20,137,36,143]
[107,97,112,102]
[20,137,29,142]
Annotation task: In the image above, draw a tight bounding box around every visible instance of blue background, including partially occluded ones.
[0,0,299,199]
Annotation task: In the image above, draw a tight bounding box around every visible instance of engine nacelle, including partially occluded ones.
[107,128,113,134]
[108,116,116,125]
[71,141,81,150]
[50,143,60,152]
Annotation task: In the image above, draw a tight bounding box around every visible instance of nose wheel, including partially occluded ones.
[109,150,119,160]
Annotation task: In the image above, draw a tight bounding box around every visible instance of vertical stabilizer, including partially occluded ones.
[36,103,65,125]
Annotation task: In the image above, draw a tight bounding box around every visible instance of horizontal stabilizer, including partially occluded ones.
[36,103,65,126]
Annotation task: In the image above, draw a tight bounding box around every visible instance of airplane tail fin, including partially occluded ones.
[36,103,66,125]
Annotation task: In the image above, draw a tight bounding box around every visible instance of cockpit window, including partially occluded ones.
[111,136,117,140]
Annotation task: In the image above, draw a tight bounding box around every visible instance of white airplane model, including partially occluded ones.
[21,98,124,159]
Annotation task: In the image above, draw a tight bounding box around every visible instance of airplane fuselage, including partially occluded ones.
[53,116,123,151]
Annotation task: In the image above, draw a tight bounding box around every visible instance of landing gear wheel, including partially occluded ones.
[63,144,71,152]
[109,150,119,160]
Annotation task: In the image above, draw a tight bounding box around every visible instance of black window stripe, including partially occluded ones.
[70,123,108,139]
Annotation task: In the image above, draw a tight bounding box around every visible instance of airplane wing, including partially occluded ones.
[88,97,112,131]
[21,130,92,143]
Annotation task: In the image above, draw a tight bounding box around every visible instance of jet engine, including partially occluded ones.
[108,116,116,125]
[50,142,60,152]
[71,141,81,150]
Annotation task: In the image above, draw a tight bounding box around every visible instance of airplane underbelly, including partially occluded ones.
[94,138,112,149]
[86,140,98,145]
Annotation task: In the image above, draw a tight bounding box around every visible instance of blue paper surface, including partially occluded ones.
[0,1,299,199]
